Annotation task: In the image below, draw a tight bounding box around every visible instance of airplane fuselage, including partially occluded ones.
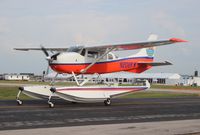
[50,52,153,74]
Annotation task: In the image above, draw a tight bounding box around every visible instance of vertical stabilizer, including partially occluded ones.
[148,34,158,41]
[131,34,158,58]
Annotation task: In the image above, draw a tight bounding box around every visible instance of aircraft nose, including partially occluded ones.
[46,56,51,61]
[51,53,60,61]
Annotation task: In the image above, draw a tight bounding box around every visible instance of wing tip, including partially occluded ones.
[170,38,188,43]
[13,48,28,51]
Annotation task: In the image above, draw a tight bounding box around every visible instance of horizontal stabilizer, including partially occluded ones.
[138,61,172,66]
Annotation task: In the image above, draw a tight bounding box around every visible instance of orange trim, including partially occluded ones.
[170,38,188,42]
[50,58,153,74]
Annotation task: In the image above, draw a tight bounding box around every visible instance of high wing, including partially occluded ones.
[14,38,186,53]
[14,47,68,52]
[85,38,187,52]
[138,61,172,66]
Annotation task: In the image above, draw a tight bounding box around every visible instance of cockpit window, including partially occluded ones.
[80,49,86,56]
[67,46,84,53]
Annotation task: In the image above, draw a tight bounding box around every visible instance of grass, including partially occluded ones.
[122,91,199,98]
[151,84,200,90]
[0,86,30,100]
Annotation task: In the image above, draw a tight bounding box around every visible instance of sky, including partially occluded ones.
[0,0,199,75]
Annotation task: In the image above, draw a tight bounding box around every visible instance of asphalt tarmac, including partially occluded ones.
[0,97,200,131]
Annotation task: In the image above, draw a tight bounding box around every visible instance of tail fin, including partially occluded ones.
[131,34,158,58]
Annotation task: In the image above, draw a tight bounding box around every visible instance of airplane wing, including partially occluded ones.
[14,48,68,52]
[138,61,172,66]
[14,38,186,52]
[85,38,187,52]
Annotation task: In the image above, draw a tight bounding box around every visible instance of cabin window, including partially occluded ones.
[108,54,113,60]
[87,51,98,58]
[107,53,118,60]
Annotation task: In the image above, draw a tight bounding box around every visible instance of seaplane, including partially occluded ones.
[14,34,187,108]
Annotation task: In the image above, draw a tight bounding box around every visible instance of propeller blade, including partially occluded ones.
[51,53,60,60]
[41,45,49,57]
[46,65,50,75]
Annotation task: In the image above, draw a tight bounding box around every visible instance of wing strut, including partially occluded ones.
[72,72,98,86]
[80,47,115,74]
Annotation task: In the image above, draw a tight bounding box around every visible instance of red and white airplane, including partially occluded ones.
[15,35,187,107]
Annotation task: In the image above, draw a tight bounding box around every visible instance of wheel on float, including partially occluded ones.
[17,100,23,105]
[48,102,54,108]
[104,98,111,106]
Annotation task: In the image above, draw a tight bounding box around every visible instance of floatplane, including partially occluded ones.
[14,35,187,107]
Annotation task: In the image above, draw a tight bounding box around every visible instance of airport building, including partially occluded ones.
[2,74,30,81]
[180,71,200,86]
[93,72,181,85]
[99,72,200,86]
[46,72,182,85]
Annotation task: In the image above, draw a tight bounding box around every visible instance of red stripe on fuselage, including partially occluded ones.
[50,57,153,74]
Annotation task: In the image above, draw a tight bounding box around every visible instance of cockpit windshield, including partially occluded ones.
[67,46,84,53]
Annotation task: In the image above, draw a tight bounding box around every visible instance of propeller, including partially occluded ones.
[41,45,52,61]
[41,45,49,57]
[40,45,61,76]
[40,45,51,76]
[51,53,60,60]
